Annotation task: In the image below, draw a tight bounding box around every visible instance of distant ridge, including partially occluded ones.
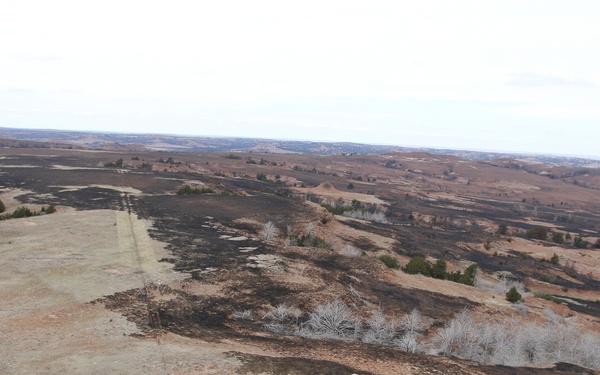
[1,126,598,168]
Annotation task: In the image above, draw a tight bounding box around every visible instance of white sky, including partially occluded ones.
[1,1,599,157]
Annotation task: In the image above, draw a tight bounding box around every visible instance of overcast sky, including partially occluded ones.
[1,1,599,157]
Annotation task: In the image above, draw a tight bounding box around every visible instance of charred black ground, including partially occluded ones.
[2,147,599,374]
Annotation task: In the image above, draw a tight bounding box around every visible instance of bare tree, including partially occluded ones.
[305,223,316,238]
[232,309,254,321]
[362,309,397,345]
[397,308,424,353]
[340,244,361,256]
[262,303,302,333]
[429,307,600,370]
[298,299,361,340]
[261,221,278,242]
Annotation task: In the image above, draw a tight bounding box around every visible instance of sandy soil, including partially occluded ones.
[0,209,243,374]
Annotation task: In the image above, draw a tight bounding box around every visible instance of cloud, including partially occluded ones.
[5,55,62,62]
[507,72,596,88]
[7,88,35,93]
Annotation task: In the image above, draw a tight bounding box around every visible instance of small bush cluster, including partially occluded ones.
[497,223,508,235]
[0,199,5,213]
[286,224,330,249]
[342,209,387,223]
[539,274,560,285]
[321,203,355,215]
[260,221,278,242]
[320,199,387,223]
[527,227,548,240]
[232,309,254,321]
[535,293,564,304]
[340,244,362,257]
[0,205,56,221]
[573,236,588,248]
[505,287,523,303]
[104,158,123,168]
[293,166,321,174]
[552,232,564,244]
[430,308,600,369]
[234,302,600,370]
[176,185,214,195]
[289,233,330,249]
[378,255,400,269]
[256,173,269,181]
[238,300,424,353]
[403,257,478,286]
[474,275,527,296]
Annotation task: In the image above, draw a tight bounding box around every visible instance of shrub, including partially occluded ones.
[340,245,361,257]
[403,257,478,286]
[431,259,447,279]
[552,232,564,244]
[539,274,559,284]
[404,257,432,276]
[288,233,330,249]
[176,185,214,195]
[232,309,254,321]
[0,199,5,213]
[535,293,564,304]
[177,185,194,195]
[429,308,600,369]
[104,158,123,168]
[527,227,548,240]
[262,303,301,333]
[256,173,268,181]
[573,236,588,248]
[458,264,478,286]
[514,301,529,315]
[0,205,56,220]
[506,287,523,303]
[475,275,527,295]
[321,203,353,215]
[11,206,33,218]
[298,300,361,340]
[445,270,463,282]
[261,221,278,242]
[362,309,397,345]
[342,209,387,223]
[497,223,508,235]
[396,308,424,353]
[379,255,400,270]
[550,253,560,264]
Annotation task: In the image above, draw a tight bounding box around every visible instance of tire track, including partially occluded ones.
[119,190,169,375]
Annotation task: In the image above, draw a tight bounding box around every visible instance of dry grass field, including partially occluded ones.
[1,146,600,374]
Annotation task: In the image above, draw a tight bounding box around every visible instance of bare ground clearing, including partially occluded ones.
[0,209,220,374]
